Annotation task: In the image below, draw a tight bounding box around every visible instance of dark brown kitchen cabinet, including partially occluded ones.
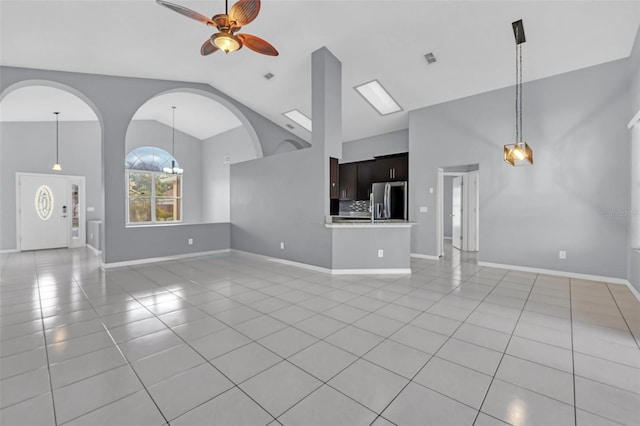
[339,162,357,200]
[373,154,408,182]
[357,160,375,200]
[330,157,339,199]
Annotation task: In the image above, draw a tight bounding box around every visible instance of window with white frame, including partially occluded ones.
[125,147,182,224]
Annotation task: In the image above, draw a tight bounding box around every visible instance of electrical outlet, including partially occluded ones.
[280,242,285,250]
[429,187,434,194]
[188,238,193,245]
[378,249,384,258]
[559,250,566,259]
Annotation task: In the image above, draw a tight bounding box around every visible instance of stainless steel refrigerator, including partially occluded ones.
[371,181,408,220]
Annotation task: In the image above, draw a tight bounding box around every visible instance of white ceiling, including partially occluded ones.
[1,1,639,143]
[0,86,99,122]
[131,92,241,140]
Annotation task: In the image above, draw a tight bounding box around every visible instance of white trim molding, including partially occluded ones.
[86,245,101,256]
[101,249,230,269]
[234,250,412,275]
[628,108,640,129]
[411,253,440,260]
[331,268,411,275]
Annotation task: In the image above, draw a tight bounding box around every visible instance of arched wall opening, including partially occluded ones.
[124,90,259,224]
[0,81,103,251]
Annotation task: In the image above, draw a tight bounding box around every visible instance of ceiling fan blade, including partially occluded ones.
[201,39,219,56]
[229,0,260,26]
[237,34,278,56]
[156,0,215,26]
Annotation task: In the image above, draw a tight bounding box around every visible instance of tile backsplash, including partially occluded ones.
[339,200,371,213]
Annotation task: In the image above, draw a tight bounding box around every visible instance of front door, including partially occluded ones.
[452,176,463,250]
[18,174,69,251]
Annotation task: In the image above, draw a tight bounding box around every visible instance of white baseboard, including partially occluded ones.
[411,253,440,260]
[101,249,231,269]
[86,245,101,256]
[233,249,412,275]
[331,268,412,275]
[0,249,19,254]
[624,281,640,303]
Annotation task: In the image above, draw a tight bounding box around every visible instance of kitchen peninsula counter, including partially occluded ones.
[326,218,413,274]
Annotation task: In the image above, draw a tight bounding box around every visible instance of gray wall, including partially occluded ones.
[202,126,256,223]
[629,27,640,292]
[230,147,332,268]
[331,227,411,270]
[409,58,631,279]
[341,129,408,163]
[443,176,453,238]
[126,120,203,223]
[0,66,304,264]
[0,120,101,251]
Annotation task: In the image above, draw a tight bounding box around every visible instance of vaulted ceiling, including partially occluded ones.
[1,1,639,143]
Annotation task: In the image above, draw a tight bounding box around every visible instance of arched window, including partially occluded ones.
[126,146,182,224]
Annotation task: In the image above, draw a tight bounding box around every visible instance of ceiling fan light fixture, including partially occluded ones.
[211,32,242,54]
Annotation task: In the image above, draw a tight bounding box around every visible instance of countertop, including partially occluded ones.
[325,219,414,228]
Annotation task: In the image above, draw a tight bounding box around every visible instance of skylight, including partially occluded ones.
[354,80,402,116]
[283,109,312,132]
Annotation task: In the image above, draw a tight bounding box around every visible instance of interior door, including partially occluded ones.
[18,174,69,251]
[452,176,463,250]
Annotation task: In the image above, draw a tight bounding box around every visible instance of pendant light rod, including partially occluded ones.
[52,112,62,171]
[54,112,60,164]
[171,105,176,157]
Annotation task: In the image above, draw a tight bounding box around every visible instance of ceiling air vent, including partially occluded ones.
[264,72,274,80]
[286,124,295,129]
[424,53,436,64]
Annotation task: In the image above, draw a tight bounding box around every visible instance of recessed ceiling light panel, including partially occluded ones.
[283,109,312,132]
[354,80,402,116]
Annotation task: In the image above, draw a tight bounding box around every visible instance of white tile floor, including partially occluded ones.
[1,246,639,426]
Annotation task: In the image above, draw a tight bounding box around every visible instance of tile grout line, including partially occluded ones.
[66,271,171,426]
[118,266,281,425]
[605,283,640,350]
[469,271,539,426]
[363,265,515,425]
[569,279,578,426]
[33,250,59,426]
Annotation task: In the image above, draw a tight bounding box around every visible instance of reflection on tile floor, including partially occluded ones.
[1,246,639,426]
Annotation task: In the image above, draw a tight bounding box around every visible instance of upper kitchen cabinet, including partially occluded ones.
[373,153,408,182]
[330,157,339,200]
[357,160,375,200]
[339,162,357,200]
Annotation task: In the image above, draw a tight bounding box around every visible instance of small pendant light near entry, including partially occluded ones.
[504,19,533,166]
[52,112,62,171]
[163,106,184,175]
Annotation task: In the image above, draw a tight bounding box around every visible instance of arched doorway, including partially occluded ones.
[0,83,102,252]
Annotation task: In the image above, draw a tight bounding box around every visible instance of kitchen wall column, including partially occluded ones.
[311,47,342,215]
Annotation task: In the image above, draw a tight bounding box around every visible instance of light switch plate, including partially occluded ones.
[419,206,428,213]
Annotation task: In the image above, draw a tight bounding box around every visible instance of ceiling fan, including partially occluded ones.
[156,0,278,56]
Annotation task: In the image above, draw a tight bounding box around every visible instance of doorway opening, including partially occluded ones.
[436,165,479,258]
[16,172,86,251]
